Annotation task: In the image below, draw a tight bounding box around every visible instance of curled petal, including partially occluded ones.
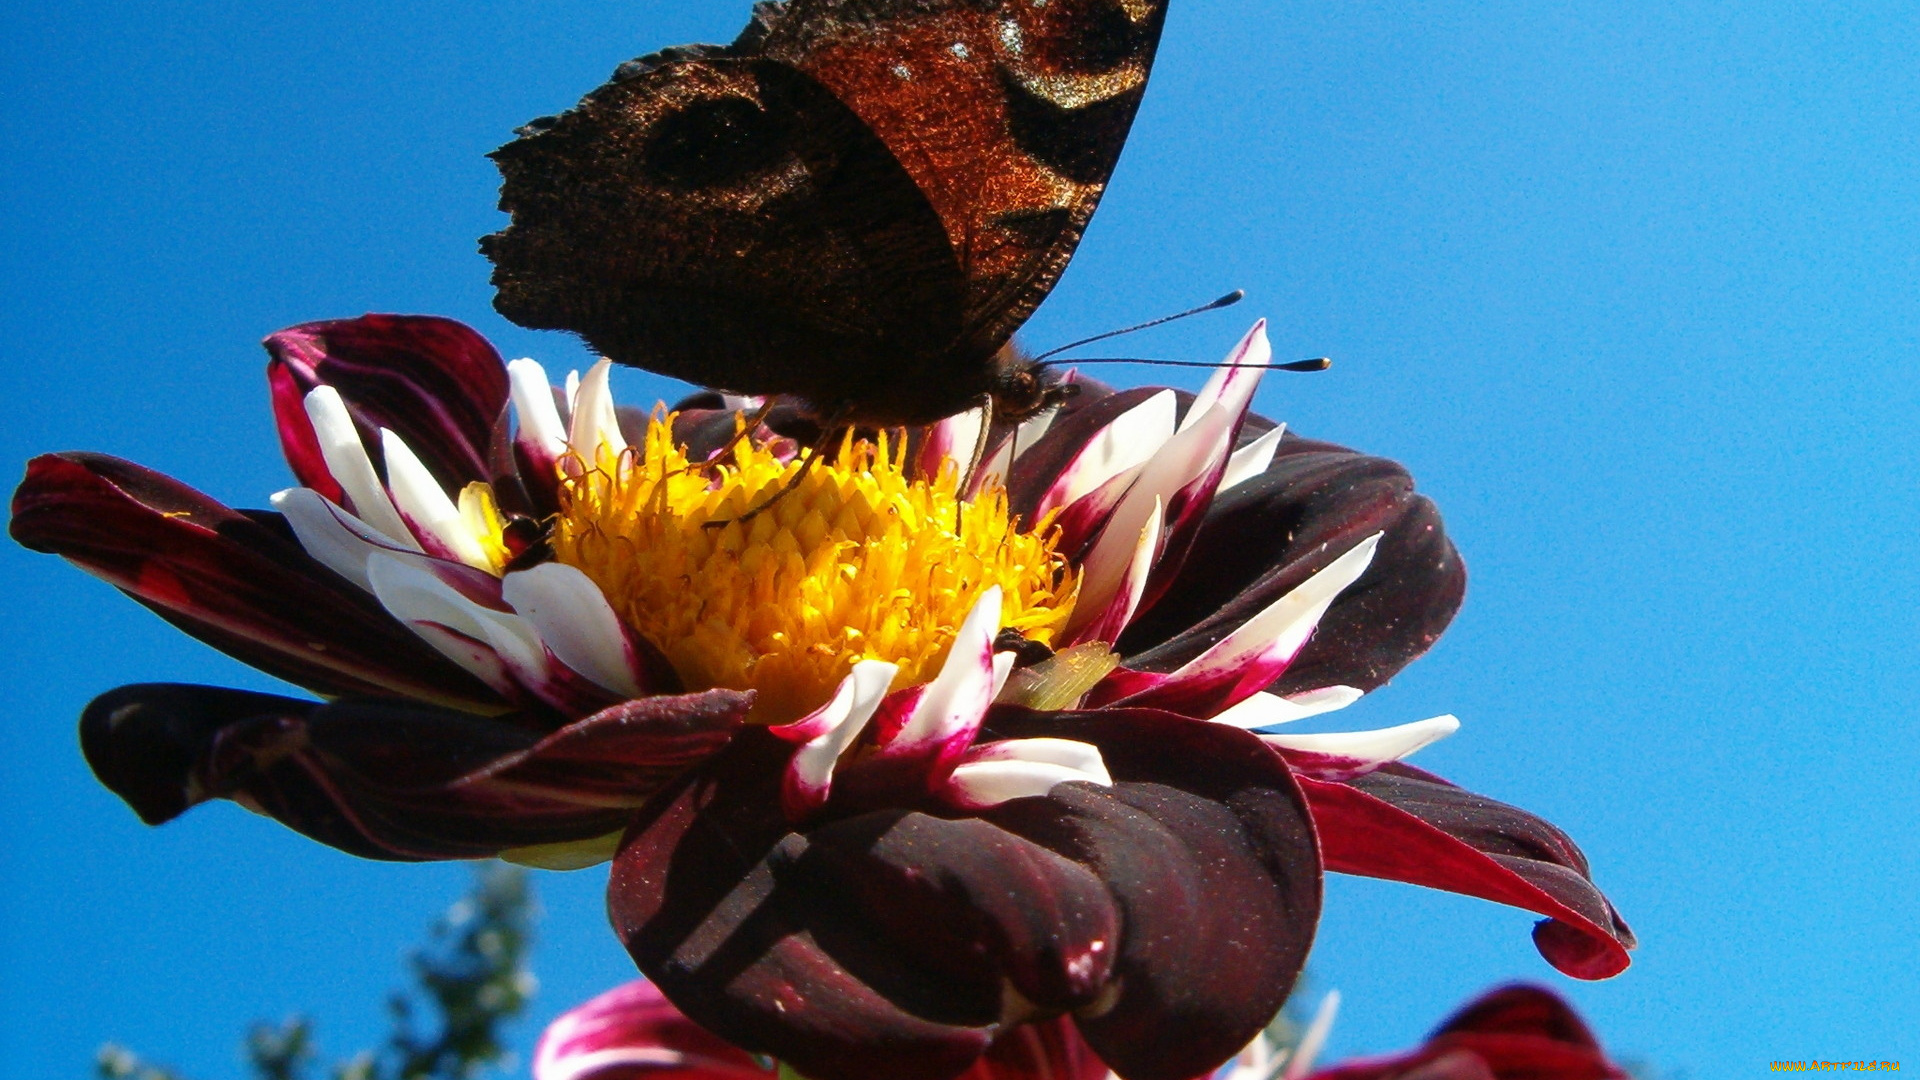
[941,738,1112,810]
[81,682,751,860]
[772,660,899,820]
[10,453,498,709]
[983,710,1321,1080]
[609,711,1319,1080]
[1293,761,1634,979]
[265,314,511,493]
[1119,432,1465,696]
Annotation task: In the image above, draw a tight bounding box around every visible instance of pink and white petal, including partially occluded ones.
[569,359,627,461]
[883,587,1004,776]
[1209,686,1364,730]
[303,386,419,547]
[263,315,511,493]
[989,651,1017,699]
[1072,394,1240,630]
[1220,423,1286,493]
[533,980,773,1080]
[1262,715,1459,762]
[1102,533,1382,715]
[1033,390,1176,521]
[978,406,1059,487]
[919,405,986,479]
[1063,495,1160,645]
[502,563,648,698]
[1178,321,1271,437]
[382,428,495,569]
[368,551,550,696]
[509,358,570,476]
[941,737,1111,810]
[775,660,899,820]
[268,363,343,502]
[272,486,416,592]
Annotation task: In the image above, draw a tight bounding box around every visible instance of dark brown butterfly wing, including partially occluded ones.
[486,46,974,421]
[758,0,1170,359]
[483,0,1169,425]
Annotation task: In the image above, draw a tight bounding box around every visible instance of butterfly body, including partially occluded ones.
[483,0,1169,426]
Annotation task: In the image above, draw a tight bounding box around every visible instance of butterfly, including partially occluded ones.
[481,0,1171,428]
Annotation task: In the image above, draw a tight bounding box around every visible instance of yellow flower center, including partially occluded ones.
[550,415,1078,724]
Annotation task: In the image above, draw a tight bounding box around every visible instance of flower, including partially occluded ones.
[12,313,1631,1080]
[1298,984,1629,1080]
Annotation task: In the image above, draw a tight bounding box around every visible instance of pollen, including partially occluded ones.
[551,415,1078,724]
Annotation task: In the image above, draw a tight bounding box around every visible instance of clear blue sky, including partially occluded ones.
[4,1,1916,1075]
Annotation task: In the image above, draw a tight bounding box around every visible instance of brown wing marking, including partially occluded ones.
[484,51,972,409]
[758,0,1171,350]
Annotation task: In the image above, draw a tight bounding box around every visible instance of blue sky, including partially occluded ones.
[4,0,1916,1075]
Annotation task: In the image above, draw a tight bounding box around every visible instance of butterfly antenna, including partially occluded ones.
[1055,355,1333,372]
[1031,290,1245,363]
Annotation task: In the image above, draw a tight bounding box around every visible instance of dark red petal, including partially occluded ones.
[10,452,499,707]
[611,732,999,1080]
[1304,985,1626,1080]
[790,809,1121,1014]
[1117,431,1465,696]
[264,314,510,493]
[1306,1048,1497,1080]
[983,709,1321,1080]
[1294,761,1633,979]
[534,979,774,1080]
[610,708,1319,1080]
[81,683,749,860]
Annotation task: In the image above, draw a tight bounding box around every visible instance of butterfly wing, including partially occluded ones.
[757,0,1171,355]
[485,42,973,417]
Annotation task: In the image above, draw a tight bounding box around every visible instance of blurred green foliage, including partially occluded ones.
[96,864,535,1080]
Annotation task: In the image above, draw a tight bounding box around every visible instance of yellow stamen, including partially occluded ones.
[550,415,1078,724]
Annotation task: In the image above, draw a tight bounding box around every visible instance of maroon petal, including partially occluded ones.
[984,710,1320,1080]
[11,452,499,708]
[1304,985,1626,1080]
[265,314,511,493]
[609,711,1318,1080]
[534,979,773,1080]
[608,732,1031,1080]
[81,682,750,860]
[1118,430,1465,696]
[1292,760,1633,979]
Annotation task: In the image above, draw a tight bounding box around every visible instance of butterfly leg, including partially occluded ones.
[700,402,852,529]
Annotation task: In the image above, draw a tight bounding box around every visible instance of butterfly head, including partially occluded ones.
[988,343,1078,423]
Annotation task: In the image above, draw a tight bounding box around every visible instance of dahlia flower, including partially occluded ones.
[10,314,1631,1080]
